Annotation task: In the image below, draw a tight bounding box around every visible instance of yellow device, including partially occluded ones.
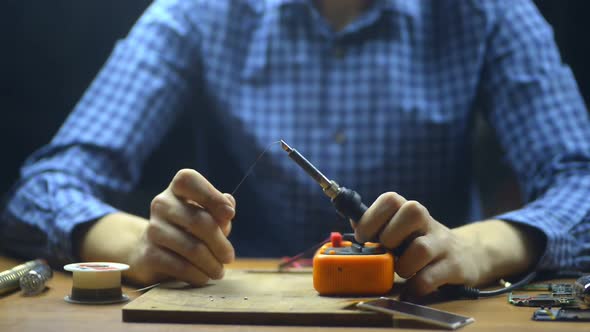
[313,232,394,296]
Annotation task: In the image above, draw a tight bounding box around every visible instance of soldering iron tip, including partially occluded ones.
[280,139,292,152]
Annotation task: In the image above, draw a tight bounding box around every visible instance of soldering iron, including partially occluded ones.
[280,140,368,223]
[280,139,542,299]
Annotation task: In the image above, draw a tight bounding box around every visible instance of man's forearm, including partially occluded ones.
[452,219,545,286]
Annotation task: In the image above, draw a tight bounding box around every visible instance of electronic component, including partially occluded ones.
[508,281,588,307]
[533,307,590,321]
[357,297,475,330]
[312,232,393,295]
[574,275,590,304]
[508,292,578,307]
[520,283,574,296]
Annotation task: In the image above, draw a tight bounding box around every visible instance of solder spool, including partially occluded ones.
[63,262,129,304]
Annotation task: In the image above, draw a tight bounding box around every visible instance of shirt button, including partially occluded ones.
[333,46,345,59]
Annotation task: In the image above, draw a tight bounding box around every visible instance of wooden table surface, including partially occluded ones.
[0,256,585,332]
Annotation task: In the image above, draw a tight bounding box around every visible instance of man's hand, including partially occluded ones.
[353,192,543,297]
[80,169,236,286]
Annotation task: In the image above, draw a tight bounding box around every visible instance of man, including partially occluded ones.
[2,0,590,297]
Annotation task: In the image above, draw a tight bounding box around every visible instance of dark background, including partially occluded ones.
[1,1,589,217]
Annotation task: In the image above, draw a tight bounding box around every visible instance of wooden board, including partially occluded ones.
[122,270,394,326]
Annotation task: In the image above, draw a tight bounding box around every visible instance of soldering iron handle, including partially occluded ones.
[332,187,368,222]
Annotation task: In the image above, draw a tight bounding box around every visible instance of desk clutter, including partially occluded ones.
[2,258,590,328]
[0,259,52,296]
[122,269,590,328]
[508,275,590,322]
[0,260,129,304]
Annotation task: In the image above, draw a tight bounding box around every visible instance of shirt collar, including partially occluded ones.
[381,0,420,17]
[263,0,420,18]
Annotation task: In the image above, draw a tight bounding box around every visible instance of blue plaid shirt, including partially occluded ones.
[3,0,590,271]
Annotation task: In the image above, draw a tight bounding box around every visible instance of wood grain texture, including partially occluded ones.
[0,255,587,332]
[122,270,392,326]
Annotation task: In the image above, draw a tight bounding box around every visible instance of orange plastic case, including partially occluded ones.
[312,240,394,296]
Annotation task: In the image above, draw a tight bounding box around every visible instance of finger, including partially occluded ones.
[151,193,235,264]
[355,192,406,243]
[221,220,233,237]
[379,200,430,250]
[218,193,237,232]
[146,217,225,279]
[143,244,211,286]
[169,169,235,222]
[223,193,236,208]
[395,234,445,279]
[404,258,464,297]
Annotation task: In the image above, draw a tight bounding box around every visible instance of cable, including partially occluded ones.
[344,233,544,300]
[439,271,538,299]
[231,140,281,196]
[277,237,329,271]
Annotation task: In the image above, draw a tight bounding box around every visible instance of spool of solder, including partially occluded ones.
[63,262,129,304]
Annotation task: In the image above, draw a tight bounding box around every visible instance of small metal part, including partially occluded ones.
[133,282,160,292]
[244,296,248,300]
[521,283,574,295]
[532,307,560,321]
[20,264,53,296]
[323,245,386,255]
[280,140,369,225]
[574,275,590,304]
[551,284,575,296]
[0,259,48,295]
[280,140,341,199]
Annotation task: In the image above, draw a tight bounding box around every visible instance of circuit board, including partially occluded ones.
[509,283,578,307]
[508,293,578,307]
[533,307,590,321]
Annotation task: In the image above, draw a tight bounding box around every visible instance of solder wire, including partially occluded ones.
[231,140,281,196]
[126,141,281,293]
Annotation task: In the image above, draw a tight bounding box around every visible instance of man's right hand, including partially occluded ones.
[80,169,236,286]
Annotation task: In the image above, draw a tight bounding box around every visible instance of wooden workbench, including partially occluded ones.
[0,256,585,332]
